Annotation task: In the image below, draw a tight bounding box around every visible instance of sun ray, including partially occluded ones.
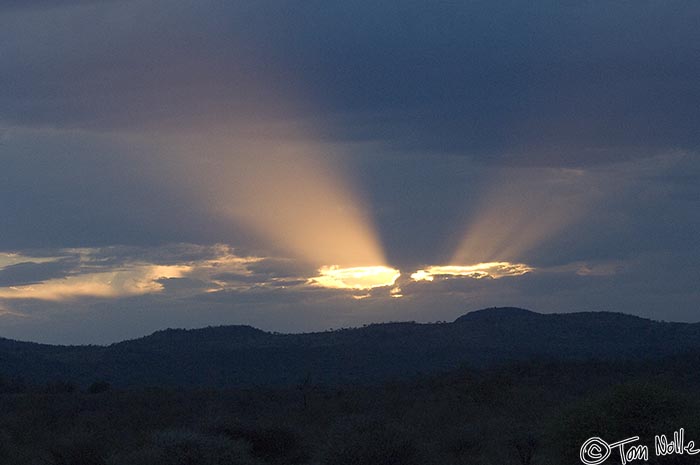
[451,167,595,264]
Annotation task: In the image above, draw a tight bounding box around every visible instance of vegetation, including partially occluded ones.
[3,308,700,388]
[2,357,700,464]
[3,308,700,464]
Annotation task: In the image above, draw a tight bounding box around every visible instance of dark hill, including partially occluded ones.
[2,307,699,388]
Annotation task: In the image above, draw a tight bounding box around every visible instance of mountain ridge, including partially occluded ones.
[0,307,679,347]
[1,307,699,388]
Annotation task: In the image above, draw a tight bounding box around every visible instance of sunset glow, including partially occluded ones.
[173,130,388,270]
[451,168,595,265]
[309,265,401,290]
[411,262,534,281]
[0,264,190,301]
[1,0,696,346]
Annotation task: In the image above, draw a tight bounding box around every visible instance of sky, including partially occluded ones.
[1,0,699,344]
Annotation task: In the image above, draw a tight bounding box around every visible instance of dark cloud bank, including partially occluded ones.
[0,1,698,343]
[2,1,699,161]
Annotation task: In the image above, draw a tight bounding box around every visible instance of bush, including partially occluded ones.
[49,433,106,465]
[553,382,699,465]
[320,418,433,465]
[216,425,310,465]
[87,381,111,395]
[44,381,77,395]
[109,429,263,465]
[0,375,26,394]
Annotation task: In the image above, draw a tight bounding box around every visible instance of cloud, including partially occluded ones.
[1,1,698,166]
[0,0,102,11]
[0,242,697,344]
[411,262,533,282]
[0,1,699,343]
[0,258,78,287]
[245,258,317,279]
[0,263,190,301]
[0,244,254,302]
[0,243,397,308]
[309,266,400,290]
[0,128,241,250]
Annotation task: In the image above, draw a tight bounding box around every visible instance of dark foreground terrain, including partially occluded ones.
[2,308,700,464]
[3,357,700,464]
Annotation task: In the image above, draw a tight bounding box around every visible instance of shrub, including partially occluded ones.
[87,381,112,395]
[109,429,263,465]
[216,425,310,465]
[320,418,433,465]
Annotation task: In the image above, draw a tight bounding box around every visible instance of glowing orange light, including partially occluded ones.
[0,265,190,301]
[411,262,533,281]
[171,137,388,269]
[451,168,592,264]
[309,265,401,290]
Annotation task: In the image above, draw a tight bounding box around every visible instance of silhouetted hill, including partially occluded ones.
[2,307,700,388]
[454,306,540,322]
